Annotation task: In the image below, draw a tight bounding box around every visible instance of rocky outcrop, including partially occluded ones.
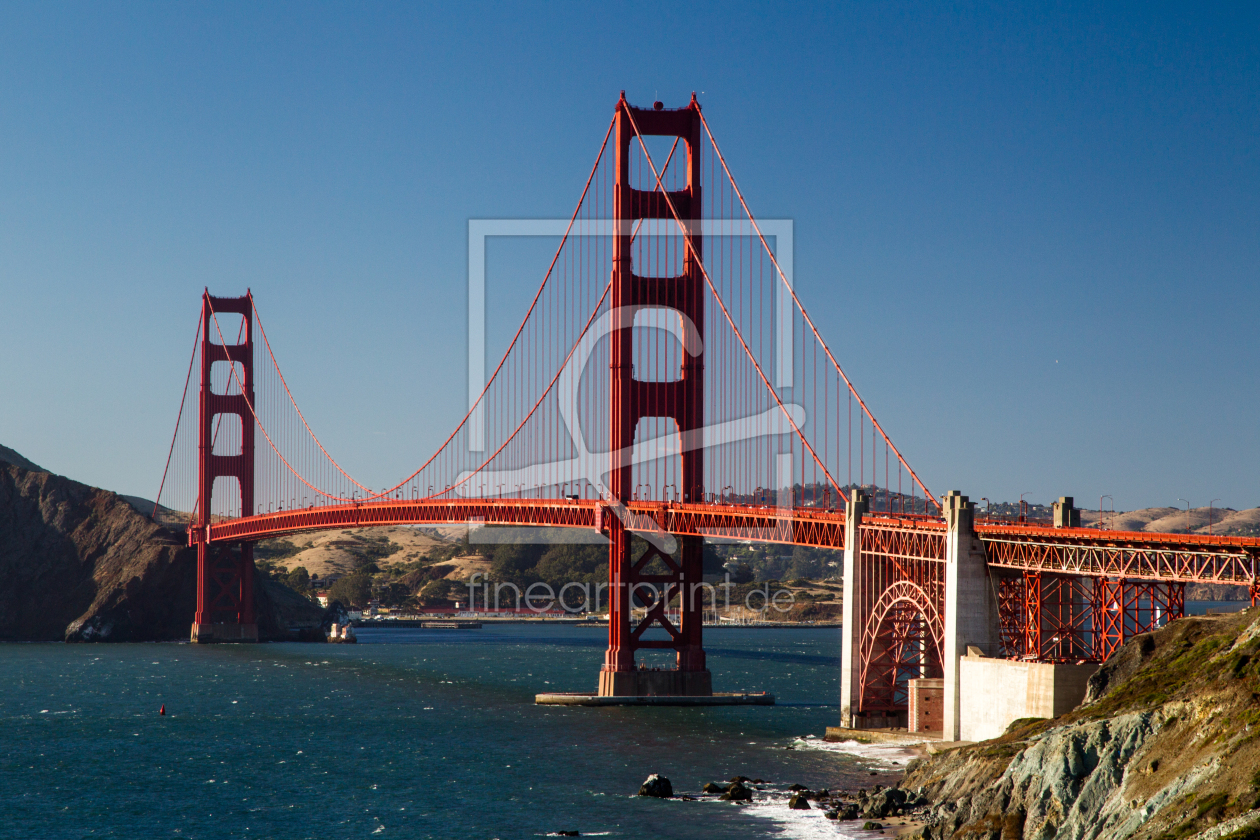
[638,774,673,798]
[902,609,1260,840]
[0,455,321,641]
[0,444,42,472]
[915,712,1165,840]
[1186,583,1248,601]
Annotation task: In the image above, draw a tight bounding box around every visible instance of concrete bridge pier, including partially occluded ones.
[941,491,1000,741]
[838,489,866,728]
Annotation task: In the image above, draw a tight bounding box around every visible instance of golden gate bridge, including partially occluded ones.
[154,93,1260,731]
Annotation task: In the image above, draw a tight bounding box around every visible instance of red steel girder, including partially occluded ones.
[201,498,861,550]
[981,525,1260,585]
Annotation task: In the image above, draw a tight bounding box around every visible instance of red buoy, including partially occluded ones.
[159,704,166,716]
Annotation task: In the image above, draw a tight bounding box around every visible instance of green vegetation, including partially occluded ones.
[328,573,372,608]
[706,542,841,582]
[254,558,319,602]
[1220,826,1260,840]
[316,532,404,570]
[254,526,846,615]
[418,579,460,606]
[254,539,301,561]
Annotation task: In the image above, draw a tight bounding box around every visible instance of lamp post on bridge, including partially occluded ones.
[1100,495,1112,530]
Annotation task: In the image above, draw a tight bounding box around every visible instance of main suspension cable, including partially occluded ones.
[698,109,937,508]
[624,104,845,504]
[152,311,202,521]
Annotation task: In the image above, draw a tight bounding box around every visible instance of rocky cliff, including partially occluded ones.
[0,453,322,641]
[903,608,1260,840]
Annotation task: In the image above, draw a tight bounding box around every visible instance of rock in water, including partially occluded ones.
[638,774,673,798]
[788,794,811,810]
[720,781,753,801]
[702,782,725,794]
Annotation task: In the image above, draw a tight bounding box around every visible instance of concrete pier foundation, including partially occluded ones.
[191,622,259,643]
[959,650,1096,741]
[597,668,713,697]
[942,491,1000,741]
[839,489,867,728]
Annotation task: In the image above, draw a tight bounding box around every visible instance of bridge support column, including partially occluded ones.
[942,491,998,741]
[839,489,866,727]
[192,290,259,644]
[596,94,712,697]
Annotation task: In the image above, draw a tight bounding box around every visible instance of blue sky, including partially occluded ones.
[0,1,1256,511]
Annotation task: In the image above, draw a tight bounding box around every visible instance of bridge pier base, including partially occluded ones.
[942,491,1000,741]
[599,668,713,697]
[839,490,866,728]
[191,623,259,643]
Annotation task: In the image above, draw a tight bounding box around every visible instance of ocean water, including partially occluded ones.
[1186,600,1249,616]
[2,626,911,839]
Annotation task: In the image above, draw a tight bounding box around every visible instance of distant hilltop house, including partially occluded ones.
[315,591,329,608]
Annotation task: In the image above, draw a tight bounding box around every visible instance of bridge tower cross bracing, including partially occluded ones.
[600,93,711,697]
[191,290,259,643]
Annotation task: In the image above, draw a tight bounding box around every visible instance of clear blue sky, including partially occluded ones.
[1,2,1256,511]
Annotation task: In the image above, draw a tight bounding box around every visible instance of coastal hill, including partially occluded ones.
[0,446,322,641]
[1079,505,1260,537]
[904,606,1260,840]
[256,525,449,580]
[0,443,42,473]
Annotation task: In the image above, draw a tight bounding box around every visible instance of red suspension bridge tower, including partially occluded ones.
[601,94,710,697]
[191,291,258,643]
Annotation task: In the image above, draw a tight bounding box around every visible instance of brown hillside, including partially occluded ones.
[1079,504,1257,536]
[0,457,321,641]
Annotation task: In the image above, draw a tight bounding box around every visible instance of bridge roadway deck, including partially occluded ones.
[197,499,1260,587]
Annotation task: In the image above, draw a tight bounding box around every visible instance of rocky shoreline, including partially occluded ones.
[622,607,1260,840]
[888,608,1260,840]
[628,765,936,836]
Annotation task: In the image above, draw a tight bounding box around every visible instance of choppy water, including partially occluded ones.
[1,625,914,839]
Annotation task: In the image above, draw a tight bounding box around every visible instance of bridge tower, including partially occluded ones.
[599,93,711,697]
[191,290,259,643]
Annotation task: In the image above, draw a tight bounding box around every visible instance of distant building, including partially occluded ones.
[316,591,329,608]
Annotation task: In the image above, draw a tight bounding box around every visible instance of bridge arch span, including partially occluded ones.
[858,579,944,722]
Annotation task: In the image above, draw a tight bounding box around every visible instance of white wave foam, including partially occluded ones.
[792,734,922,768]
[742,793,870,839]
